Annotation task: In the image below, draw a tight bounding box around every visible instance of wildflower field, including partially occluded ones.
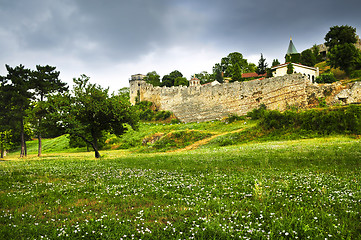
[1,137,361,239]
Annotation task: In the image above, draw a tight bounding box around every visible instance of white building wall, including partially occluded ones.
[273,64,319,83]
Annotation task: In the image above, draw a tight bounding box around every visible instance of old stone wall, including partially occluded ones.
[130,74,311,122]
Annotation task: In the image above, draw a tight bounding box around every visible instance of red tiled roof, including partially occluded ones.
[241,72,267,78]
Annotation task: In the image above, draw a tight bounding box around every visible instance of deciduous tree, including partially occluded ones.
[47,75,138,158]
[325,25,361,74]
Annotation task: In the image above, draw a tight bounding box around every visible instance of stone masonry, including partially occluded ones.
[130,74,361,122]
[130,74,315,122]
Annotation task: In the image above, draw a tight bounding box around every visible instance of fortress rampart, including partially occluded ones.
[130,74,314,122]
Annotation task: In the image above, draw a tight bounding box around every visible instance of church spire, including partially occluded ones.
[287,36,298,55]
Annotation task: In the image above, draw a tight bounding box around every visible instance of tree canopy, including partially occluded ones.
[212,52,255,82]
[47,75,139,158]
[325,25,361,75]
[0,64,33,157]
[144,71,161,86]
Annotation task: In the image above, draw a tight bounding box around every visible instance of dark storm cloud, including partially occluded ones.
[1,0,361,90]
[2,0,361,61]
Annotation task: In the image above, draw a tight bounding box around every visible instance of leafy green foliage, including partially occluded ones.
[46,75,139,158]
[285,53,301,64]
[259,105,361,135]
[300,49,317,67]
[247,104,267,120]
[287,63,294,74]
[315,72,337,83]
[212,52,255,81]
[325,25,361,75]
[174,76,189,86]
[161,70,184,87]
[135,101,173,121]
[144,71,161,86]
[225,113,246,123]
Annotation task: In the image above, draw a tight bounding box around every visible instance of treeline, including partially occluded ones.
[0,66,138,158]
[144,52,274,87]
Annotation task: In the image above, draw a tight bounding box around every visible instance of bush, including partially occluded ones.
[316,72,337,83]
[259,105,361,135]
[225,113,245,123]
[350,70,361,79]
[247,104,267,120]
[171,118,181,124]
[135,101,173,121]
[155,111,172,121]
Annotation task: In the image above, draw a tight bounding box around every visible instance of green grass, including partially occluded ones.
[1,136,361,239]
[9,135,87,157]
[105,120,250,150]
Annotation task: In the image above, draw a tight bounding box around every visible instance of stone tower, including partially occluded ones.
[129,74,146,105]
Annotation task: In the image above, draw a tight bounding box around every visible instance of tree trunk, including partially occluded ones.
[38,95,43,157]
[76,134,101,158]
[38,134,42,157]
[20,118,25,158]
[1,143,4,159]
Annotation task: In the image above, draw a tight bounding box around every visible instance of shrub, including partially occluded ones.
[171,118,181,124]
[350,70,361,79]
[155,111,172,120]
[259,105,361,135]
[247,104,267,120]
[135,101,173,121]
[316,72,337,83]
[226,113,245,123]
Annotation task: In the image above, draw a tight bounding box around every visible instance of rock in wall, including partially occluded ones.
[130,74,311,122]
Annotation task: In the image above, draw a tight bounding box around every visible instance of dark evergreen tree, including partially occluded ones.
[31,65,68,156]
[272,59,280,67]
[256,53,268,74]
[0,64,33,157]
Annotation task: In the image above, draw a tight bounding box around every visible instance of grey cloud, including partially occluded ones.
[1,0,361,86]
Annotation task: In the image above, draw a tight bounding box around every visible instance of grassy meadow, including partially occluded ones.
[1,119,361,239]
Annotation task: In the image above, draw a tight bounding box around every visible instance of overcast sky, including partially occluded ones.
[1,0,361,92]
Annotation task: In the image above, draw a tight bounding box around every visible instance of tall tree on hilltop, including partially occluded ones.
[325,25,361,75]
[31,65,68,156]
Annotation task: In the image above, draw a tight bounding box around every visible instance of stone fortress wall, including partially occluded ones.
[129,74,361,123]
